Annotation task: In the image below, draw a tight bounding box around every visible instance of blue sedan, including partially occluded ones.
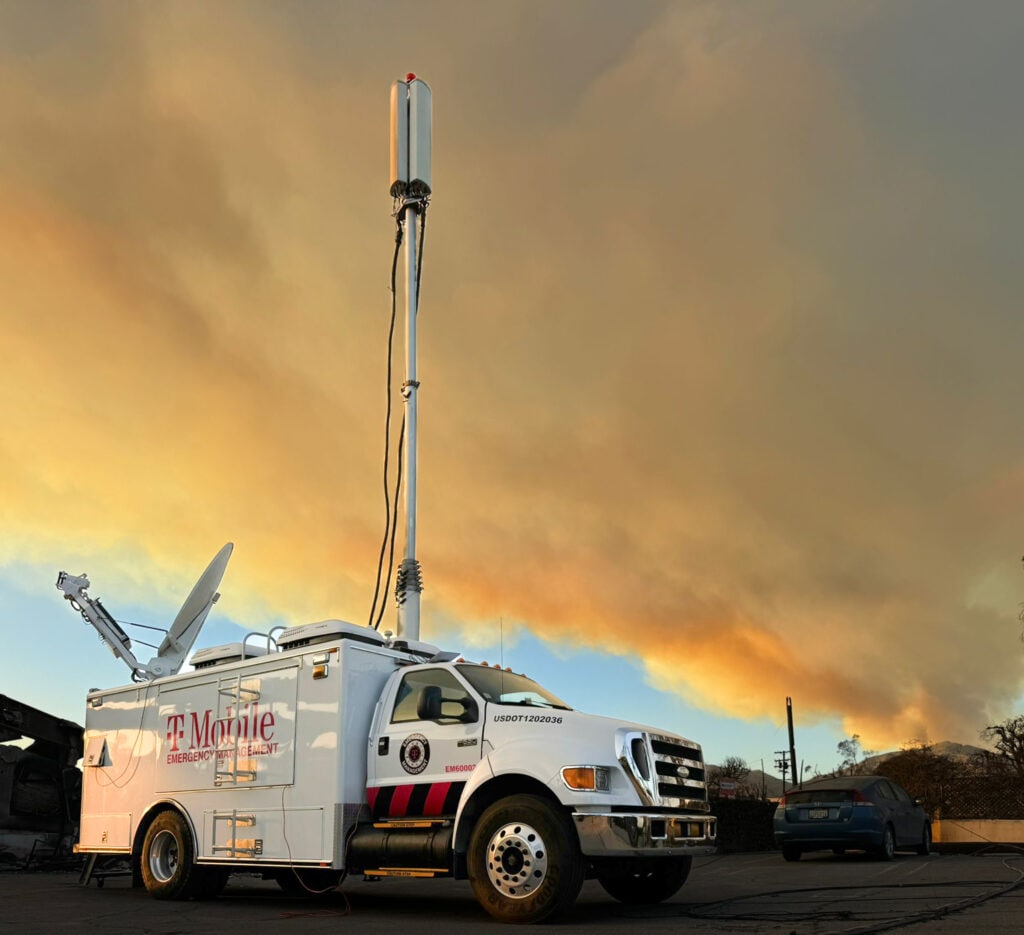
[773,775,931,861]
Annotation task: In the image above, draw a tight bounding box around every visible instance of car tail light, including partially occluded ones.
[852,790,876,807]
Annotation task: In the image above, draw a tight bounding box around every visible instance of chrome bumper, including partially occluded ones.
[572,812,717,857]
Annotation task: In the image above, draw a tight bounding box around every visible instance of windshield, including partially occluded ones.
[456,665,571,710]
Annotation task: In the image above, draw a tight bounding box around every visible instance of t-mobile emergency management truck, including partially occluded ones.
[56,76,716,923]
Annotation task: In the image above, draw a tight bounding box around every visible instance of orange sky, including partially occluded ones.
[2,1,1024,755]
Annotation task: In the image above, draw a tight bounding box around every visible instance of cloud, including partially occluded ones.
[1,1,1022,751]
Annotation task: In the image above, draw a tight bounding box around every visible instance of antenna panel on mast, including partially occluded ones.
[407,78,432,196]
[390,75,432,198]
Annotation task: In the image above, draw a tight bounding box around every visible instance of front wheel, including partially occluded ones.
[140,810,202,899]
[875,824,896,861]
[468,794,584,923]
[596,857,691,904]
[917,823,932,856]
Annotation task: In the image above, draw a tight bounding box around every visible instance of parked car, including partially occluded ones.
[773,775,931,861]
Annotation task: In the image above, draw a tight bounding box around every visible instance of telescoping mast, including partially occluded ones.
[389,73,431,642]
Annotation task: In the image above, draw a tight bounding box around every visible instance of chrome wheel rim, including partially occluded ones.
[149,829,180,883]
[484,820,548,899]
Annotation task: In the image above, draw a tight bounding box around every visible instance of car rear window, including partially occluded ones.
[877,781,897,800]
[786,790,856,804]
[890,783,912,803]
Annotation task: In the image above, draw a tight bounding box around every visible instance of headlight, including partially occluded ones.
[561,765,610,792]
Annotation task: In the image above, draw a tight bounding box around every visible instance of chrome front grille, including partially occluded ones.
[619,731,708,811]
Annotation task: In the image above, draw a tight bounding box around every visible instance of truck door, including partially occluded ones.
[368,667,482,819]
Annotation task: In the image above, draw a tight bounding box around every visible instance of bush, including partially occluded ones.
[936,775,1024,819]
[710,798,777,852]
[873,744,1024,819]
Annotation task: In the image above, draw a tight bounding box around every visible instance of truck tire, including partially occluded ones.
[140,811,202,900]
[468,794,584,923]
[596,857,692,904]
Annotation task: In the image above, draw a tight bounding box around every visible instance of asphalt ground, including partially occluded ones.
[2,850,1024,934]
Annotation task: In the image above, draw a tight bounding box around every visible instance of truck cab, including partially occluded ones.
[353,650,716,920]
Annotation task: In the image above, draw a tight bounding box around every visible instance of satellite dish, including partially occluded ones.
[146,542,234,677]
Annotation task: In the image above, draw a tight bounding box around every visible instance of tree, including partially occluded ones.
[708,756,751,798]
[718,756,751,783]
[835,734,875,775]
[873,741,963,817]
[982,715,1024,780]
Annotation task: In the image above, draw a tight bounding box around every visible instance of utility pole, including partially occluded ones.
[774,750,791,794]
[787,696,798,789]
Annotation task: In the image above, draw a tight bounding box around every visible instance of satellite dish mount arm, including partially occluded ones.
[56,572,152,681]
[56,542,233,682]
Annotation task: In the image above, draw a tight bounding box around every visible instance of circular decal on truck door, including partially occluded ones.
[400,733,430,775]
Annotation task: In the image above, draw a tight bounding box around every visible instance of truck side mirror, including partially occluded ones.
[416,687,479,723]
[458,697,479,723]
[417,686,443,720]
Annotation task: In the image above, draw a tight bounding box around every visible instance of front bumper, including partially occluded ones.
[573,812,717,857]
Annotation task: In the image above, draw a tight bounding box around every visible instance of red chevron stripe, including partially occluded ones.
[423,781,452,816]
[389,783,414,816]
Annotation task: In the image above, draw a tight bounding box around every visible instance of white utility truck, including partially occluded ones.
[59,549,715,923]
[56,75,716,923]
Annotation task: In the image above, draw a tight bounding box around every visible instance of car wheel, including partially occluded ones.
[468,794,584,923]
[875,824,896,861]
[596,857,692,904]
[917,823,932,856]
[782,845,802,862]
[140,810,202,899]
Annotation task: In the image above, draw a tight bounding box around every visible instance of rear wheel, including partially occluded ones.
[782,845,802,862]
[468,794,584,923]
[917,823,932,856]
[140,811,202,900]
[875,825,896,861]
[596,857,691,904]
